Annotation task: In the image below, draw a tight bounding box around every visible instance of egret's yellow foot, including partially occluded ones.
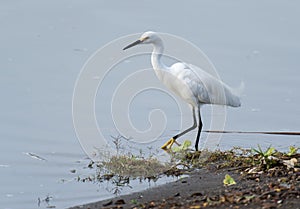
[161,138,176,150]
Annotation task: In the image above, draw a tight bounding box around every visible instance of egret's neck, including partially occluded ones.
[151,40,167,79]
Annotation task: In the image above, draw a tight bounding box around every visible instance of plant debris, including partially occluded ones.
[223,174,236,186]
[75,145,300,209]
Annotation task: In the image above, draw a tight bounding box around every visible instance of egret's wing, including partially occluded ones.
[162,62,241,107]
[186,64,241,107]
[165,62,211,105]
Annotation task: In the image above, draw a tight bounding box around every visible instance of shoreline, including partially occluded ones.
[68,167,299,209]
[68,169,225,209]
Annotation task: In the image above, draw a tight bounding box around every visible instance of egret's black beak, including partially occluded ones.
[123,39,142,50]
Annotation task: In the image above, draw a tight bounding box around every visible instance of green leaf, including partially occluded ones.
[251,148,260,154]
[252,145,275,157]
[223,174,236,186]
[265,146,275,157]
[172,140,191,152]
[182,140,191,150]
[287,146,298,156]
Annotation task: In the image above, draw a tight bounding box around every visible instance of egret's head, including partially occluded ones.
[123,31,161,50]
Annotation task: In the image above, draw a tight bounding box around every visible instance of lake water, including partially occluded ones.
[1,1,299,208]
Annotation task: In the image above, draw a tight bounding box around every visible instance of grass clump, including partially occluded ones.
[79,138,299,188]
[100,155,169,178]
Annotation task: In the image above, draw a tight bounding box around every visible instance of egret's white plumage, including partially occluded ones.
[123,31,241,151]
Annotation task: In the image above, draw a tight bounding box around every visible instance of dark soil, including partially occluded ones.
[69,149,300,209]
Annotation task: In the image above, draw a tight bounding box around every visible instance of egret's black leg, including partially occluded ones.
[173,107,197,140]
[195,107,202,151]
[161,107,197,150]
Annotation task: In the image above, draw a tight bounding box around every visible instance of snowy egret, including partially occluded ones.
[123,31,241,151]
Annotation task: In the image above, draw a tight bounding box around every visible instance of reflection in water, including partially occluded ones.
[37,195,54,208]
[76,158,177,198]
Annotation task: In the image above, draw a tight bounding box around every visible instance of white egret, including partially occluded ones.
[123,31,241,151]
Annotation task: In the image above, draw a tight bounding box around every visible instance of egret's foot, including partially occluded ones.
[161,138,174,150]
[161,138,180,150]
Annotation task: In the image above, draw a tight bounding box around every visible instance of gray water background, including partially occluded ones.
[1,1,299,208]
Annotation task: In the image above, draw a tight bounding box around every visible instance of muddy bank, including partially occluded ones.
[69,148,300,209]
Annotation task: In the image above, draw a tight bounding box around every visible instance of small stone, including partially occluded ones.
[149,201,156,207]
[174,192,180,197]
[115,199,125,205]
[102,200,113,206]
[277,199,283,204]
[189,205,201,209]
[191,192,203,197]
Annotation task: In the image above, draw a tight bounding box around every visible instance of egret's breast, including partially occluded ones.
[161,64,199,106]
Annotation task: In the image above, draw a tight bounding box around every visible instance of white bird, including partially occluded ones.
[123,31,241,151]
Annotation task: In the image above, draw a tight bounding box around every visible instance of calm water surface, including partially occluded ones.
[1,1,299,208]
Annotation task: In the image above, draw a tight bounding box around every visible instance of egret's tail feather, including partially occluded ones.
[224,81,244,107]
[234,81,245,97]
